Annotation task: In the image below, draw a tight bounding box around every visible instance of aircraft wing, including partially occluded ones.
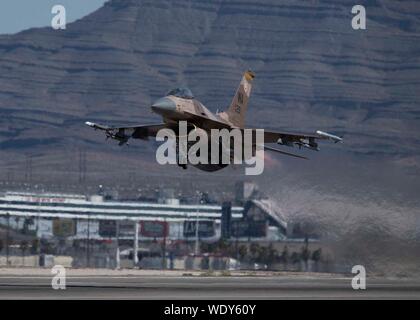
[263,130,342,144]
[248,128,342,156]
[261,129,342,147]
[85,121,167,145]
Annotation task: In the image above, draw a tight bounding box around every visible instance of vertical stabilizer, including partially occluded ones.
[219,70,255,128]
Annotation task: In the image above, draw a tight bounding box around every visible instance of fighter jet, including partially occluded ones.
[86,70,342,172]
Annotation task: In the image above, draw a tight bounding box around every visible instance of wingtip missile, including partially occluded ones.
[85,121,111,131]
[85,121,102,131]
[316,130,343,143]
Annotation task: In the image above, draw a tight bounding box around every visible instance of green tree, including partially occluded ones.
[200,242,209,253]
[249,243,259,260]
[300,245,310,272]
[267,244,278,269]
[257,246,268,264]
[312,248,322,262]
[290,252,300,265]
[238,245,248,261]
[216,239,229,255]
[312,248,322,272]
[23,218,33,235]
[280,245,289,268]
[21,240,29,266]
[30,239,39,254]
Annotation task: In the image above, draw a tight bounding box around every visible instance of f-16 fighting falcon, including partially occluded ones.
[86,71,342,172]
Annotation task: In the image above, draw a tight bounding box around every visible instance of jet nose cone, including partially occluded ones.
[151,97,176,113]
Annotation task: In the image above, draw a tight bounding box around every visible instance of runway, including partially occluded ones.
[0,272,419,299]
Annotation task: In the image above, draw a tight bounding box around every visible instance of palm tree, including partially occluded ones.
[238,245,248,261]
[21,240,29,266]
[281,245,289,270]
[312,248,322,272]
[267,244,278,269]
[216,239,229,255]
[249,243,259,261]
[30,239,39,255]
[300,239,310,272]
[291,252,300,266]
[257,246,268,265]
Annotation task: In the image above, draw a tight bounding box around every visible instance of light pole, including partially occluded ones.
[133,221,139,267]
[162,218,167,270]
[86,214,90,268]
[115,220,120,269]
[194,209,199,256]
[194,191,203,256]
[6,212,10,266]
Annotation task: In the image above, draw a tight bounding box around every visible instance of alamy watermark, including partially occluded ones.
[351,265,366,290]
[51,265,66,290]
[51,5,66,30]
[352,5,366,30]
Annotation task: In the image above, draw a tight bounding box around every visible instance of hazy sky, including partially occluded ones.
[0,0,107,34]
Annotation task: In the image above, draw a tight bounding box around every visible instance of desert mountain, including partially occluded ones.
[0,0,419,183]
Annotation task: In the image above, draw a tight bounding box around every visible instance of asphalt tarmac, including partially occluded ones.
[0,273,419,299]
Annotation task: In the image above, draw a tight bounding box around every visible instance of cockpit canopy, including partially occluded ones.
[166,87,194,99]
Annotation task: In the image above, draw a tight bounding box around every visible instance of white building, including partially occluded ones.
[0,191,288,241]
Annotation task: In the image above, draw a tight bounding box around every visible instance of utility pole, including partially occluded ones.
[36,216,40,256]
[194,191,203,256]
[247,218,251,244]
[116,220,120,269]
[133,221,139,267]
[235,221,239,260]
[194,209,199,256]
[86,215,90,267]
[162,219,167,270]
[6,212,10,266]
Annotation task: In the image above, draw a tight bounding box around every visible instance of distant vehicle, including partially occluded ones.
[86,71,342,172]
[253,263,268,271]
